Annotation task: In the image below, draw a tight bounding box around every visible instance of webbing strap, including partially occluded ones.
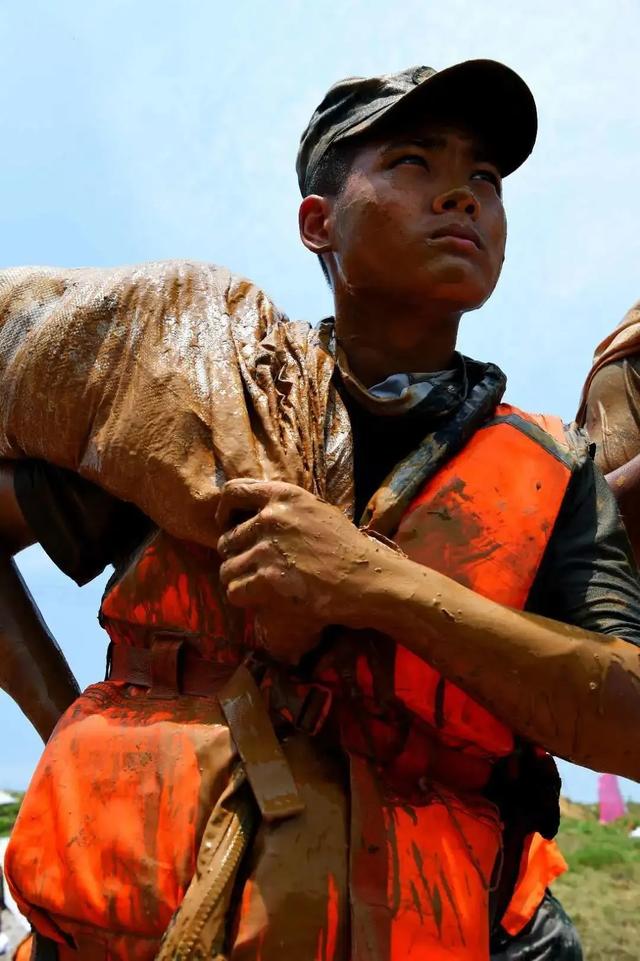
[218,665,305,822]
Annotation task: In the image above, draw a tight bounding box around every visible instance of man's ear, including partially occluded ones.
[298,195,333,255]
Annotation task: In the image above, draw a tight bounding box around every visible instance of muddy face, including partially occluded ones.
[326,120,507,314]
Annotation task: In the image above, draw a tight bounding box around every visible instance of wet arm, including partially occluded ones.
[217,476,640,779]
[362,551,640,780]
[0,463,79,741]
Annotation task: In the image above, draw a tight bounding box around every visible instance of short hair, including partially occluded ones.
[304,140,360,285]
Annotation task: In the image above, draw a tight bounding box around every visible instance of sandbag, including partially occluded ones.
[0,261,353,546]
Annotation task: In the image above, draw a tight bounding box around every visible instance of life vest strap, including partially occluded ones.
[218,665,306,823]
[108,644,307,823]
[107,639,238,696]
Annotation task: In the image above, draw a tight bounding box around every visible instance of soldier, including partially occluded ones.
[2,59,636,961]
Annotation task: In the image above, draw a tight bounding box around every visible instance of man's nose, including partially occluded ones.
[432,187,480,221]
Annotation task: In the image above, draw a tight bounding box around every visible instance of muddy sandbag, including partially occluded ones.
[0,261,352,546]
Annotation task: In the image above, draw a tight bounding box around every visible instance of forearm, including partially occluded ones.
[0,554,79,741]
[363,553,640,779]
[214,476,640,778]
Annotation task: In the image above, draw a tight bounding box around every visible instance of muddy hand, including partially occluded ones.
[216,479,386,663]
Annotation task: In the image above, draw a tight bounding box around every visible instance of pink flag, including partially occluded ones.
[598,773,626,824]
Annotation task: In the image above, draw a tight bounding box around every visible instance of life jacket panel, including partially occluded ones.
[5,680,237,959]
[340,406,572,960]
[5,404,573,961]
[391,406,572,758]
[99,536,253,662]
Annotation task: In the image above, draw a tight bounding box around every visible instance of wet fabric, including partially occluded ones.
[13,389,640,645]
[578,356,640,474]
[0,262,354,550]
[576,299,640,474]
[577,298,640,424]
[491,891,583,960]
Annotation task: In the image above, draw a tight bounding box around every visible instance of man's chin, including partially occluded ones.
[418,284,489,315]
[426,271,495,313]
[341,266,493,313]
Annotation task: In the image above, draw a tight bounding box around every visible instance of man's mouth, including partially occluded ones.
[429,223,484,251]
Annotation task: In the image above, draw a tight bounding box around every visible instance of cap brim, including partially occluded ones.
[339,59,537,177]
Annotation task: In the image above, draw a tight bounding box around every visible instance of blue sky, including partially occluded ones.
[1,0,640,802]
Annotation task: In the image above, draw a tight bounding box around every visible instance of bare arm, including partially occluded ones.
[0,463,79,741]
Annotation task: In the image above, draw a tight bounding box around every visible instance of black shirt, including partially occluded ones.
[13,361,640,646]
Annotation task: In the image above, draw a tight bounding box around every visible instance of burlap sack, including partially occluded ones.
[0,261,353,546]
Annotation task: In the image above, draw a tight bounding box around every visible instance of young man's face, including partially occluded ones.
[326,119,507,312]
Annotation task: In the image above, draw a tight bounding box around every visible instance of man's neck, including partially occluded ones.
[333,288,462,388]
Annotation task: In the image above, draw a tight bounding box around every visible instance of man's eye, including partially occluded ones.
[471,169,502,194]
[392,154,429,169]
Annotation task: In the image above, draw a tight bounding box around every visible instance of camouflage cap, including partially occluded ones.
[296,59,537,194]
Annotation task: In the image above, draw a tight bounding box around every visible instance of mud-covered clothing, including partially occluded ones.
[579,355,640,474]
[8,355,628,961]
[14,355,640,646]
[577,297,640,428]
[577,298,640,475]
[7,397,576,961]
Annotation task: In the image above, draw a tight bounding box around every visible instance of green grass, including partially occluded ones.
[0,799,21,837]
[554,802,640,960]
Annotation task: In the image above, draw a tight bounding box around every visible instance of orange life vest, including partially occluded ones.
[5,404,573,961]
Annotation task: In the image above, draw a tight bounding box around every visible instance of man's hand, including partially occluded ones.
[215,482,640,779]
[216,479,391,661]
